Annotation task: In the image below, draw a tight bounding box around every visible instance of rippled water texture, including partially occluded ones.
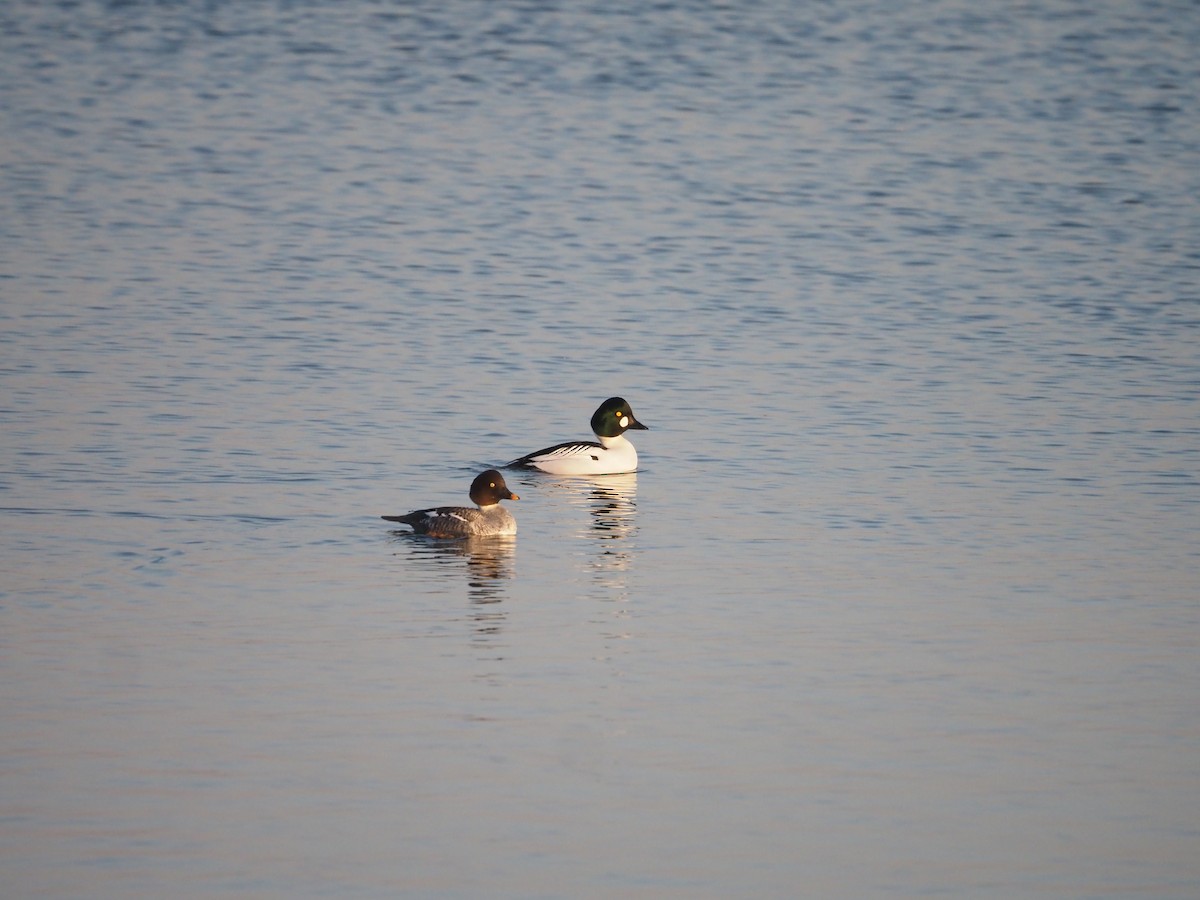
[2,1,1198,897]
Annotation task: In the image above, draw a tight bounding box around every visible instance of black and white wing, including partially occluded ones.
[507,440,603,468]
[382,505,478,537]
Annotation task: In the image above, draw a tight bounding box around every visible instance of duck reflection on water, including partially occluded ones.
[547,473,639,597]
[390,531,516,605]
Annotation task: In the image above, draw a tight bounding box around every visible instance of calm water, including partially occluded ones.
[2,0,1199,896]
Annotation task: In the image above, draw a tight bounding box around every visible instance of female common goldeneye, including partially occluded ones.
[507,397,649,475]
[382,470,518,537]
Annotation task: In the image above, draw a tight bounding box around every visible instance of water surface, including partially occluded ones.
[2,1,1198,897]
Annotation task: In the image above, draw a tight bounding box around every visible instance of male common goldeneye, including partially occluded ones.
[507,397,649,475]
[382,470,518,537]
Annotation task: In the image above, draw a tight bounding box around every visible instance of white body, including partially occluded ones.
[519,434,639,476]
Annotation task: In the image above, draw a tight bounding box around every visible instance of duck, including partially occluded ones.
[382,469,518,537]
[507,397,649,475]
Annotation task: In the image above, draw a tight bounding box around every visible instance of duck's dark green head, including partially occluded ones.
[590,397,649,438]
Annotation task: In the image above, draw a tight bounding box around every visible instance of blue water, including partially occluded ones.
[2,1,1198,897]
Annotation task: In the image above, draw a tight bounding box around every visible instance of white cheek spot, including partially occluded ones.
[619,416,629,428]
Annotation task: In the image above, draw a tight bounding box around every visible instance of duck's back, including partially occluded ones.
[509,436,638,475]
[384,505,515,537]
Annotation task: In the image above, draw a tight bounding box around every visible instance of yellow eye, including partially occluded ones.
[616,411,624,417]
[489,482,496,488]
